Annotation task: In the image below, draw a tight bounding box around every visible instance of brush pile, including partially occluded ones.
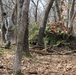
[49,21,70,34]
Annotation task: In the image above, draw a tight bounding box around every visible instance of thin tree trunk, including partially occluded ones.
[55,0,61,21]
[69,12,76,34]
[69,0,75,34]
[69,0,75,19]
[37,0,54,46]
[66,2,69,27]
[23,16,31,57]
[35,4,38,24]
[66,0,71,27]
[0,0,3,20]
[52,6,57,22]
[31,0,39,24]
[23,26,29,52]
[12,3,17,25]
[0,0,6,42]
[35,0,39,24]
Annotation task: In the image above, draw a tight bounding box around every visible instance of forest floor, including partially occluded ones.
[0,44,76,75]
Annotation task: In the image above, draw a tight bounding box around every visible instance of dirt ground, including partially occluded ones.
[0,45,76,75]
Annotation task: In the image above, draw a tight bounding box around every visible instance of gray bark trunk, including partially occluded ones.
[0,0,6,42]
[31,0,39,24]
[37,0,54,46]
[69,0,75,19]
[69,0,75,34]
[12,3,17,25]
[55,0,61,21]
[52,6,57,22]
[13,0,30,74]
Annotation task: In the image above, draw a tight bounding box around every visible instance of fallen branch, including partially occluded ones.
[30,49,51,55]
[31,45,44,50]
[28,71,38,74]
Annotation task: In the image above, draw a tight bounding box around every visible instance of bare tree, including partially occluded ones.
[31,0,40,24]
[69,0,75,34]
[69,0,75,19]
[55,0,61,21]
[13,0,30,74]
[12,3,17,25]
[37,0,55,46]
[0,0,6,42]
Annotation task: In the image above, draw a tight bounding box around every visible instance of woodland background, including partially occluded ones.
[0,0,76,75]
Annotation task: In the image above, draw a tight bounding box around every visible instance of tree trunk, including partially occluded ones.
[69,12,76,34]
[69,0,75,34]
[35,4,38,24]
[66,0,71,27]
[31,0,39,24]
[23,26,29,53]
[55,0,61,21]
[69,0,75,19]
[0,0,6,42]
[37,0,54,46]
[0,0,3,20]
[52,6,57,22]
[23,16,31,57]
[13,0,30,74]
[12,3,17,25]
[35,0,39,24]
[66,1,70,27]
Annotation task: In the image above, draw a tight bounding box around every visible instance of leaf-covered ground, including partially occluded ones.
[0,45,76,75]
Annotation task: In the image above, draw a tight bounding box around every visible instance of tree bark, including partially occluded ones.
[69,0,75,19]
[12,3,17,25]
[69,12,76,34]
[69,0,75,34]
[0,0,6,42]
[67,1,71,27]
[52,6,57,22]
[55,0,61,21]
[37,0,54,46]
[13,0,30,74]
[23,26,29,53]
[31,0,39,24]
[0,0,3,20]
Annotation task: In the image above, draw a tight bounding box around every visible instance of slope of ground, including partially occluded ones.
[0,44,76,75]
